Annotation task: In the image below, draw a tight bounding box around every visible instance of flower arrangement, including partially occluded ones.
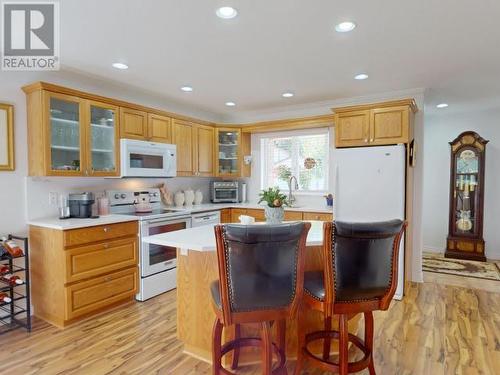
[258,187,289,208]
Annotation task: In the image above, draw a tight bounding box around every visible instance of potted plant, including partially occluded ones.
[258,187,289,223]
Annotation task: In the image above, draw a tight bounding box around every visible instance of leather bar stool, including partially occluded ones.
[294,220,406,375]
[211,222,311,375]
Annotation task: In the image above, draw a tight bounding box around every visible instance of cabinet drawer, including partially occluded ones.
[284,211,303,221]
[230,208,247,223]
[246,209,266,222]
[65,267,137,320]
[303,212,333,222]
[65,237,138,283]
[64,221,138,247]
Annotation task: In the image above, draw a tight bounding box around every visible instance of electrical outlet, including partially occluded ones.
[49,192,58,206]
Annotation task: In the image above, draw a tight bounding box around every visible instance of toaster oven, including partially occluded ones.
[211,181,239,203]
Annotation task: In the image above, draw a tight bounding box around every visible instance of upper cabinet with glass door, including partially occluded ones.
[47,93,84,175]
[216,129,240,176]
[24,87,120,177]
[88,101,119,176]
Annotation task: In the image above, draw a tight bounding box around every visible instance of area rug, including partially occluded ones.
[422,252,500,281]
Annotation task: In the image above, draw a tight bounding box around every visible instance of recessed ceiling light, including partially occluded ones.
[112,62,128,70]
[180,86,193,92]
[436,103,449,108]
[225,101,236,107]
[354,73,369,80]
[282,92,294,98]
[335,21,356,33]
[216,6,238,19]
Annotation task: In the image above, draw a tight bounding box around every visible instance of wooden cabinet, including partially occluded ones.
[335,110,370,147]
[284,211,304,221]
[121,109,173,143]
[195,125,215,176]
[120,107,148,140]
[64,237,138,283]
[172,119,195,176]
[66,267,138,321]
[148,113,172,143]
[30,221,139,328]
[173,119,215,177]
[246,209,266,222]
[215,129,251,178]
[220,209,232,223]
[302,212,333,221]
[370,106,410,145]
[333,99,417,148]
[25,89,120,177]
[230,208,248,223]
[225,208,332,223]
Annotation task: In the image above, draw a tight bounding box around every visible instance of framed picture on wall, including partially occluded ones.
[0,103,14,171]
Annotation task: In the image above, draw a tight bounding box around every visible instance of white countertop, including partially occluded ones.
[143,220,325,253]
[28,214,139,230]
[28,203,332,230]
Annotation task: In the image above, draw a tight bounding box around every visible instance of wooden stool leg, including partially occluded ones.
[294,307,306,375]
[276,319,288,375]
[339,314,349,375]
[261,321,273,375]
[231,324,241,370]
[212,318,223,375]
[364,312,376,375]
[322,315,332,360]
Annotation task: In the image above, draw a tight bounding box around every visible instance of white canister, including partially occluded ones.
[194,190,203,205]
[184,189,195,206]
[174,191,185,207]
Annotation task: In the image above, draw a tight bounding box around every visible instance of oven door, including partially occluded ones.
[140,217,191,276]
[214,188,238,202]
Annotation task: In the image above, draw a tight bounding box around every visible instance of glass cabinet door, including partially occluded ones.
[217,129,240,176]
[453,148,479,236]
[88,102,118,176]
[48,94,83,174]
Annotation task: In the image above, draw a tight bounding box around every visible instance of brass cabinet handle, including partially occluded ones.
[103,227,109,232]
[364,138,368,143]
[370,138,374,142]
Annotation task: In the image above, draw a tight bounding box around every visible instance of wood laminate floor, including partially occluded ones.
[0,280,498,375]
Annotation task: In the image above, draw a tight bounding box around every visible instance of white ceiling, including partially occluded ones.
[59,0,500,120]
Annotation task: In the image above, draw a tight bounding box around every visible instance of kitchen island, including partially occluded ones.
[144,221,361,365]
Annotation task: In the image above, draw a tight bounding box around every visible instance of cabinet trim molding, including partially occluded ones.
[331,98,418,114]
[22,81,214,126]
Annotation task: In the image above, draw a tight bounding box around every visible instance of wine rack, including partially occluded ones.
[0,235,31,334]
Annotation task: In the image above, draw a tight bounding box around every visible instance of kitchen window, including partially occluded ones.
[260,129,330,193]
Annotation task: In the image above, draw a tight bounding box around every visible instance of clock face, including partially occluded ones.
[457,149,478,174]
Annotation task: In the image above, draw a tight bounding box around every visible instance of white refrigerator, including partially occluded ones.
[334,145,406,300]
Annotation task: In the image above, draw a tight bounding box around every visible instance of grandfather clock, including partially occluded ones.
[446,131,488,261]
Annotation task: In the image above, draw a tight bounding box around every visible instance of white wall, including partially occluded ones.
[0,70,221,236]
[422,106,500,260]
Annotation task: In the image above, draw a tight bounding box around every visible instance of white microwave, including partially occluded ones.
[120,139,177,177]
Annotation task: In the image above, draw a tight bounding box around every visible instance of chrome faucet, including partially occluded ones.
[288,176,299,206]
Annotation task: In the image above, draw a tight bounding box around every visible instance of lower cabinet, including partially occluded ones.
[30,221,139,328]
[224,208,333,223]
[65,267,137,321]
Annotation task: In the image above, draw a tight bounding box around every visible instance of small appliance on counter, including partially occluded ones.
[134,191,153,213]
[211,181,239,203]
[68,192,97,218]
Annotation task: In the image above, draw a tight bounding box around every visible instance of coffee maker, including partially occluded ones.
[69,192,96,218]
